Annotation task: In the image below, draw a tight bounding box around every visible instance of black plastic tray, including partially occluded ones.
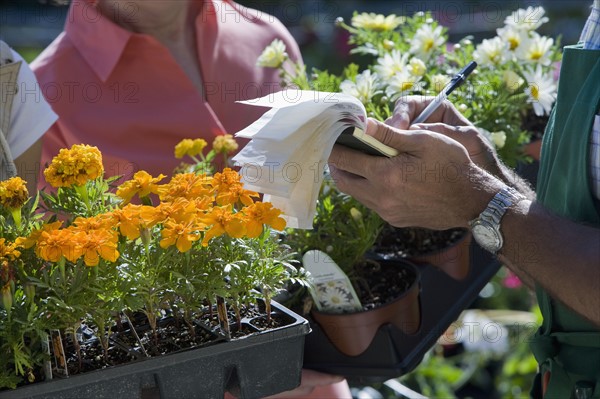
[303,241,499,383]
[2,300,310,399]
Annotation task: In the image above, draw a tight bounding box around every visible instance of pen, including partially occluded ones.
[411,61,477,125]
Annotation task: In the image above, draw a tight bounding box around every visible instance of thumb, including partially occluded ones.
[365,118,420,153]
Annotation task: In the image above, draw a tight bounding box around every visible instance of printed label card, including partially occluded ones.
[302,250,362,314]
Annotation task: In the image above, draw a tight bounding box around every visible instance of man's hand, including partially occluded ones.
[329,118,504,230]
[387,96,501,176]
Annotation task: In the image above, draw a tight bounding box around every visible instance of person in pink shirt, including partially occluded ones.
[33,0,294,180]
[32,0,351,397]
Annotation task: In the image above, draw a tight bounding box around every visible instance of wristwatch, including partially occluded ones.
[469,187,525,254]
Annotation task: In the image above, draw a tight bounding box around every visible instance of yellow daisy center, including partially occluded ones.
[530,84,539,100]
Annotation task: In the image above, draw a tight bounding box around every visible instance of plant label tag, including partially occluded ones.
[50,329,68,377]
[303,250,362,313]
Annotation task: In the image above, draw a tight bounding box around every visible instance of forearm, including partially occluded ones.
[498,199,600,326]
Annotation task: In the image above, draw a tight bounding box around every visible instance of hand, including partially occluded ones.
[386,96,502,176]
[329,118,504,229]
[264,369,346,398]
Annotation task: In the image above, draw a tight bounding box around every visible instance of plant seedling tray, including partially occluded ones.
[3,301,310,399]
[303,241,500,383]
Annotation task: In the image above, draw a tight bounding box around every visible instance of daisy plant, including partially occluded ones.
[258,6,561,166]
[0,136,306,388]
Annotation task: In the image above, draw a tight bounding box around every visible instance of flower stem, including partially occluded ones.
[74,184,91,214]
[10,208,22,229]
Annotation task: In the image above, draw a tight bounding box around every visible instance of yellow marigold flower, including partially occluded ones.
[0,238,21,261]
[116,171,166,203]
[212,134,238,154]
[242,202,286,238]
[157,173,213,202]
[80,230,119,267]
[159,218,201,252]
[43,144,104,188]
[0,176,29,209]
[174,138,208,159]
[110,204,145,240]
[200,205,246,246]
[36,228,84,263]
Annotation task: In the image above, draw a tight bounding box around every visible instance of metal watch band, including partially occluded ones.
[481,187,522,224]
[470,186,526,254]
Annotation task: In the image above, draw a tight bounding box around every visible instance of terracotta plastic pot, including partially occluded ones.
[411,229,472,281]
[311,261,420,357]
[524,138,542,160]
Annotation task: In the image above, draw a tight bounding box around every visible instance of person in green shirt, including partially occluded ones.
[328,3,600,398]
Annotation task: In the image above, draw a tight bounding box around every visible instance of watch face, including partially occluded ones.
[472,223,501,253]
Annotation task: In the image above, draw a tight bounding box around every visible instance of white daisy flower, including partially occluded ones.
[497,25,528,53]
[503,70,524,93]
[523,66,557,116]
[340,70,381,104]
[385,70,422,100]
[410,25,445,60]
[430,74,450,92]
[491,131,507,149]
[516,33,554,66]
[319,287,354,311]
[504,6,549,31]
[374,50,409,81]
[408,57,427,77]
[473,36,509,67]
[256,39,287,68]
[351,13,405,31]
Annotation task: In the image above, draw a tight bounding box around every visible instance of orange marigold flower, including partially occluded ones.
[243,202,287,238]
[110,204,145,240]
[36,228,84,263]
[0,176,29,210]
[159,218,201,252]
[212,169,258,205]
[148,198,199,225]
[200,205,246,246]
[0,238,21,261]
[43,144,104,188]
[116,171,166,203]
[80,230,120,266]
[157,173,214,202]
[15,221,63,249]
[211,168,241,190]
[216,183,259,207]
[212,134,238,154]
[72,214,117,232]
[174,138,208,159]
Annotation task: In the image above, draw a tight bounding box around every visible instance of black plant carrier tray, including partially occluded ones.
[3,300,310,399]
[302,239,500,383]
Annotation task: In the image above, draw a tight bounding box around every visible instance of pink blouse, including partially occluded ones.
[32,0,302,184]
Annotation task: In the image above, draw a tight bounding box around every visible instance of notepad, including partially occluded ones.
[232,90,397,229]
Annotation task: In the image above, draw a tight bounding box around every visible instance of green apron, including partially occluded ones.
[532,45,600,398]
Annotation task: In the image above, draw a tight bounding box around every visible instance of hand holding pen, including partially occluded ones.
[411,61,477,125]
